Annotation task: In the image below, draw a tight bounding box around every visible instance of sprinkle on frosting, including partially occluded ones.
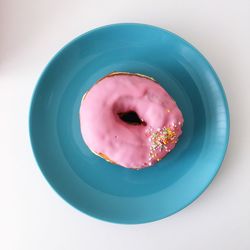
[146,125,180,165]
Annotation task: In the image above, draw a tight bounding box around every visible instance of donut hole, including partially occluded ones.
[118,111,147,126]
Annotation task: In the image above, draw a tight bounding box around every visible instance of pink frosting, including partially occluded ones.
[80,73,184,169]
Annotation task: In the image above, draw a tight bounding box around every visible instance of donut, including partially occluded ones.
[79,72,184,169]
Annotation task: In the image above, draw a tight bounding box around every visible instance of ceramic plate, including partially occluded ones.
[29,23,229,224]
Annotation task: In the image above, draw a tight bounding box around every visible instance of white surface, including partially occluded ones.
[1,0,250,249]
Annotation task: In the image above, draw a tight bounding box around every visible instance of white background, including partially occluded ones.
[1,0,250,249]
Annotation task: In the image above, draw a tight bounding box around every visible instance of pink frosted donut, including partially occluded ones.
[79,72,184,169]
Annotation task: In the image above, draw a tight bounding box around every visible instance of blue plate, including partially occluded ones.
[29,23,229,224]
